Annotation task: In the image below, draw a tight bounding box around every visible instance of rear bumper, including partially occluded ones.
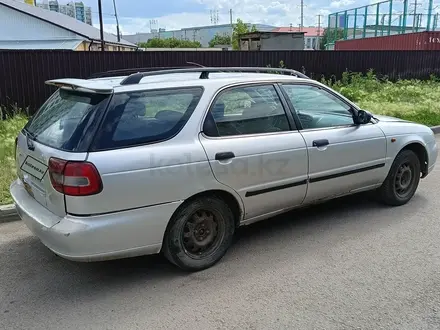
[10,180,182,262]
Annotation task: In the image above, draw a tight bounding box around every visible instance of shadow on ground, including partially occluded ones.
[0,192,428,316]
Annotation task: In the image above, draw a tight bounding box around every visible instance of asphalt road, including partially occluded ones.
[1,150,440,329]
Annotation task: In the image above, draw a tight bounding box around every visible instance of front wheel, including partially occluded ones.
[377,150,421,206]
[162,196,235,272]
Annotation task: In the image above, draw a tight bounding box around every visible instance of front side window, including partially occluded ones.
[204,85,291,137]
[282,84,354,129]
[93,87,203,150]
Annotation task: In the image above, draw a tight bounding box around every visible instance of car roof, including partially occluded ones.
[88,72,309,93]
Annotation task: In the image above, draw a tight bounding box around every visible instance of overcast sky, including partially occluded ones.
[77,0,439,35]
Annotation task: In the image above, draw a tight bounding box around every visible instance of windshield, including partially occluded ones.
[24,89,110,152]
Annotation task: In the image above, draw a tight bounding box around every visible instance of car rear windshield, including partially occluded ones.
[24,89,110,152]
[91,87,203,150]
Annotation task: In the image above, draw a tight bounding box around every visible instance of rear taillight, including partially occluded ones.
[48,158,102,196]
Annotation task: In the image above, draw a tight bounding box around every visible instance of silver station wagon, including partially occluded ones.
[10,67,438,271]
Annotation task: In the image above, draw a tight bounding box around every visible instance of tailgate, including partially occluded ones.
[14,88,111,217]
[16,132,87,217]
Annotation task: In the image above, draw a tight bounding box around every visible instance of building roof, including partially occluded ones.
[272,27,324,36]
[0,39,83,50]
[180,23,276,31]
[0,0,136,47]
[240,31,305,38]
[124,23,276,38]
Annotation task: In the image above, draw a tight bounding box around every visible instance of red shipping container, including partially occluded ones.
[335,31,440,50]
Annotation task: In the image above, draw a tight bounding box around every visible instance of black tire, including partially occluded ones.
[378,149,421,206]
[162,196,235,272]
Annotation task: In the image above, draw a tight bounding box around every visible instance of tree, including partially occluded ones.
[232,18,256,50]
[320,28,344,50]
[208,34,232,47]
[137,38,202,49]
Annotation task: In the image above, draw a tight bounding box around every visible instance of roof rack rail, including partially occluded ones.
[88,67,191,79]
[120,67,309,85]
[88,62,207,79]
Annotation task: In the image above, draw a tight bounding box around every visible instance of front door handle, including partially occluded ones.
[215,152,235,161]
[312,139,329,148]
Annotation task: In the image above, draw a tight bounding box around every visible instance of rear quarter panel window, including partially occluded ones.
[92,87,203,150]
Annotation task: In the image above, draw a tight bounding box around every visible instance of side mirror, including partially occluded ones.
[354,109,372,125]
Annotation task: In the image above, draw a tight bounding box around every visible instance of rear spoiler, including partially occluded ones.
[45,79,114,94]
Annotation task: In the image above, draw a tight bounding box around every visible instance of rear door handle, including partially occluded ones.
[312,139,329,148]
[215,152,235,161]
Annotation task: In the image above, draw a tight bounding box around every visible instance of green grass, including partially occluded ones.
[0,114,28,204]
[1,73,440,204]
[323,71,440,126]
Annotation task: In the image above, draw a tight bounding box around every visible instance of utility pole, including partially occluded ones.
[317,14,322,50]
[300,0,304,31]
[112,0,120,42]
[98,0,105,51]
[230,9,233,47]
[230,9,233,32]
[317,14,322,35]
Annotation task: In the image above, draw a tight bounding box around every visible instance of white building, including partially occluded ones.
[84,5,91,25]
[34,0,92,26]
[36,0,48,9]
[0,0,136,51]
[59,3,74,18]
[272,27,324,50]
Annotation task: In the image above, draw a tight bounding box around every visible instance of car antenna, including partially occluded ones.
[186,61,205,68]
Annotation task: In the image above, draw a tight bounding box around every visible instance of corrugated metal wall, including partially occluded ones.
[335,32,440,51]
[1,50,440,115]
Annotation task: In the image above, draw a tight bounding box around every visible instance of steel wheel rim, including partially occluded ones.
[182,209,225,259]
[394,162,415,198]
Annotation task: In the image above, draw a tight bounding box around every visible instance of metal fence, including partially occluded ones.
[1,50,440,115]
[327,0,440,47]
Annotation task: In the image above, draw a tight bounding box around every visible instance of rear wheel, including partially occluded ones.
[162,196,235,271]
[378,150,421,206]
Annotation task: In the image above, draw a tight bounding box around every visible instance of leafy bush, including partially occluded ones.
[138,38,202,48]
[209,34,231,48]
[320,70,440,124]
[0,114,27,204]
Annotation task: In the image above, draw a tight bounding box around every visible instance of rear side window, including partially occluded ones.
[92,87,203,150]
[24,89,110,152]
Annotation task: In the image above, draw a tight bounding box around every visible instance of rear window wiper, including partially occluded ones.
[23,128,36,141]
